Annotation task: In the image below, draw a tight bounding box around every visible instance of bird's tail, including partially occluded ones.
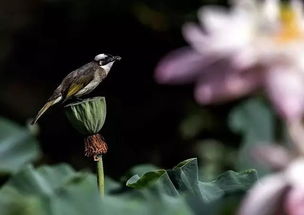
[31,97,61,125]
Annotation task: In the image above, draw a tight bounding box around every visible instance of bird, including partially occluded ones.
[31,53,121,124]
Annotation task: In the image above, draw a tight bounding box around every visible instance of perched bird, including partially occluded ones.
[31,53,121,124]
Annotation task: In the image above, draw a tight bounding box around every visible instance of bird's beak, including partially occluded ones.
[114,56,121,61]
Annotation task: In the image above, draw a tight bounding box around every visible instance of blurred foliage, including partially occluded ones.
[0,117,40,175]
[196,140,237,180]
[0,158,257,215]
[179,107,217,140]
[0,164,102,215]
[229,98,275,174]
[127,158,258,215]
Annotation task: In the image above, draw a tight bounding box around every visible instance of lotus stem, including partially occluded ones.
[96,154,105,198]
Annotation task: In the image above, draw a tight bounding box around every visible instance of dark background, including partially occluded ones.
[0,0,236,179]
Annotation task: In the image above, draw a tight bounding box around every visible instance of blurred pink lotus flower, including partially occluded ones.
[238,144,304,215]
[155,0,304,122]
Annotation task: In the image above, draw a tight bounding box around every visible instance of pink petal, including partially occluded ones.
[251,145,292,170]
[286,186,304,215]
[197,6,231,33]
[154,47,214,84]
[285,159,304,215]
[285,159,304,188]
[231,47,258,70]
[195,4,254,54]
[182,23,209,54]
[238,173,288,215]
[265,66,304,122]
[194,64,261,104]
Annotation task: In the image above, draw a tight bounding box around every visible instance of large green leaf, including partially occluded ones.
[0,163,192,215]
[121,163,159,183]
[127,158,258,214]
[0,158,257,215]
[211,169,258,193]
[102,192,191,215]
[229,98,274,172]
[2,164,103,215]
[0,117,40,174]
[0,186,45,215]
[127,158,257,196]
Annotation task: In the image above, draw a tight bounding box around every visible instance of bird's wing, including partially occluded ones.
[62,71,95,100]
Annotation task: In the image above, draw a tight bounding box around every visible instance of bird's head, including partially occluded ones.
[94,53,121,74]
[94,53,121,66]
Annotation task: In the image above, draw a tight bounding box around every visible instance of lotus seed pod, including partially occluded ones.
[85,134,108,160]
[65,97,106,135]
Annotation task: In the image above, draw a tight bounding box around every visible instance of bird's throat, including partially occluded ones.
[100,62,114,75]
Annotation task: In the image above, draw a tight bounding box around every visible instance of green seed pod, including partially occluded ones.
[65,97,106,135]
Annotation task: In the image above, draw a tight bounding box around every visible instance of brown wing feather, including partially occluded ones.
[61,64,97,101]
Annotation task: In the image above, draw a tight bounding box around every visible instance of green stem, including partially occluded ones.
[96,154,105,198]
